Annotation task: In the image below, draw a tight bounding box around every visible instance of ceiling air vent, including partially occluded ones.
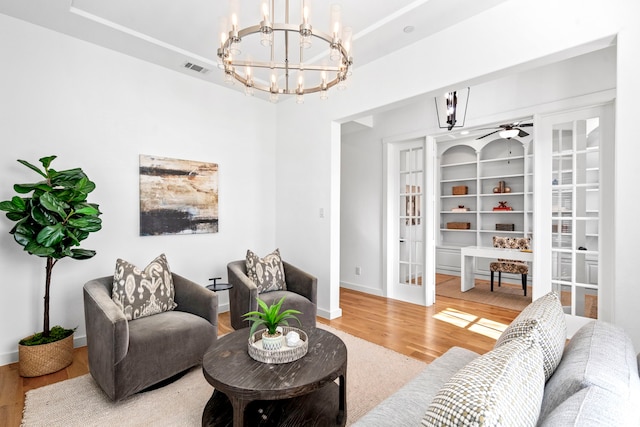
[183,62,209,74]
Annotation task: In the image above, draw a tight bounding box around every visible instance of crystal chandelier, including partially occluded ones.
[217,0,353,103]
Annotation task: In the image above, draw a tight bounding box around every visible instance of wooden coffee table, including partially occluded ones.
[202,327,347,427]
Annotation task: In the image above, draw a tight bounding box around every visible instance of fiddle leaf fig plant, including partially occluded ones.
[0,155,102,342]
[243,296,301,337]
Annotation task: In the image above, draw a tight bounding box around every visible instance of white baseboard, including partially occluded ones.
[340,281,384,297]
[317,306,342,320]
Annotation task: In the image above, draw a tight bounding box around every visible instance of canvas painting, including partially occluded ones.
[139,155,219,236]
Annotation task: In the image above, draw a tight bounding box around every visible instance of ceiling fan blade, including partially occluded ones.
[519,123,534,127]
[518,129,530,137]
[476,130,500,140]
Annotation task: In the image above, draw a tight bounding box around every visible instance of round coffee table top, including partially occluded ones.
[203,327,347,401]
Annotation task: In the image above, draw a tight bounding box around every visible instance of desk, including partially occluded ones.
[460,246,533,292]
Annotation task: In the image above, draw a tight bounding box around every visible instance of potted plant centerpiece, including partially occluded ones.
[243,296,301,351]
[0,156,102,376]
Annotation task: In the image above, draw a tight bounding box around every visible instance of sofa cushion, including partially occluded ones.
[495,291,566,380]
[352,347,479,427]
[539,320,640,424]
[422,335,544,427]
[246,248,287,293]
[112,253,177,320]
[539,386,627,427]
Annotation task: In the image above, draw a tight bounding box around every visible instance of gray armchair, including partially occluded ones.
[227,260,317,332]
[83,273,218,401]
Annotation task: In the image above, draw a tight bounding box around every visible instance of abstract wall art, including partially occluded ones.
[139,155,219,236]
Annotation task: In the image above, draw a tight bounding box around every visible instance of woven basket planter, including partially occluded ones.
[18,333,74,377]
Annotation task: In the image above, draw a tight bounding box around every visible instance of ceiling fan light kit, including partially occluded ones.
[476,122,533,140]
[218,0,353,102]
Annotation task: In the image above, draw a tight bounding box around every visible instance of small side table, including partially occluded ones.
[206,277,233,292]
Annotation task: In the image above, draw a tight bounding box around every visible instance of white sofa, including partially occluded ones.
[354,293,640,426]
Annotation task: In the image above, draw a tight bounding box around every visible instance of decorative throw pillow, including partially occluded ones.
[246,249,287,293]
[422,334,545,426]
[112,253,177,320]
[495,291,566,381]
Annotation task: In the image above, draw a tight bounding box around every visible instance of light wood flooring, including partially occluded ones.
[0,286,519,426]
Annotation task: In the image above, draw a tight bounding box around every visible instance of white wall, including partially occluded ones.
[275,0,640,348]
[340,46,616,295]
[0,14,277,364]
[339,126,384,295]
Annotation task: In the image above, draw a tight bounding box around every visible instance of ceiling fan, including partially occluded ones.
[476,122,533,140]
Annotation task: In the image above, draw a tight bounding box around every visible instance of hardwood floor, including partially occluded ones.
[1,286,519,426]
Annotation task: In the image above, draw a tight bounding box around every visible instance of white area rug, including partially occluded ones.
[21,325,426,426]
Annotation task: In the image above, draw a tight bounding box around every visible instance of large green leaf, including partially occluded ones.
[0,197,27,213]
[18,159,48,178]
[36,224,65,247]
[70,248,96,260]
[74,205,100,216]
[67,216,102,232]
[39,192,69,217]
[14,182,52,194]
[38,155,57,169]
[31,205,56,226]
[6,211,27,221]
[24,241,55,257]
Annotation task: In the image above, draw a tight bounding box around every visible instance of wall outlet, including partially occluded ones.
[355,266,361,275]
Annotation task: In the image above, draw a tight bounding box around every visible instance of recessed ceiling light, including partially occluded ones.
[460,130,469,135]
[403,26,415,34]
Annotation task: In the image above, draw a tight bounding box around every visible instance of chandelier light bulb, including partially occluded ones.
[231,13,238,30]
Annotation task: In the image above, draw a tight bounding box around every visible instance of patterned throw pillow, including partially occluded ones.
[422,335,545,426]
[246,249,287,293]
[495,291,566,381]
[112,253,177,320]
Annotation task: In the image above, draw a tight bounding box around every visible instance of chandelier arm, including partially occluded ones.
[230,60,342,72]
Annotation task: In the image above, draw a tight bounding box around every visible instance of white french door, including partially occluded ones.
[536,103,614,333]
[386,139,430,305]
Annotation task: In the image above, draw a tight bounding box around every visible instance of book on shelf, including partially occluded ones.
[492,207,513,211]
[451,207,470,212]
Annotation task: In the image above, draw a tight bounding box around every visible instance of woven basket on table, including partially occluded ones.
[18,333,74,377]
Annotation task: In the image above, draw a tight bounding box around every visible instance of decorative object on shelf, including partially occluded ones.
[447,222,471,230]
[493,201,513,211]
[496,223,515,231]
[452,185,468,195]
[435,87,470,130]
[139,155,219,236]
[452,205,469,212]
[248,325,308,364]
[243,296,302,353]
[492,180,512,194]
[218,0,353,102]
[0,155,102,377]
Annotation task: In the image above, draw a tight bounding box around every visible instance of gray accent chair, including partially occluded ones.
[227,260,317,332]
[83,273,218,401]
